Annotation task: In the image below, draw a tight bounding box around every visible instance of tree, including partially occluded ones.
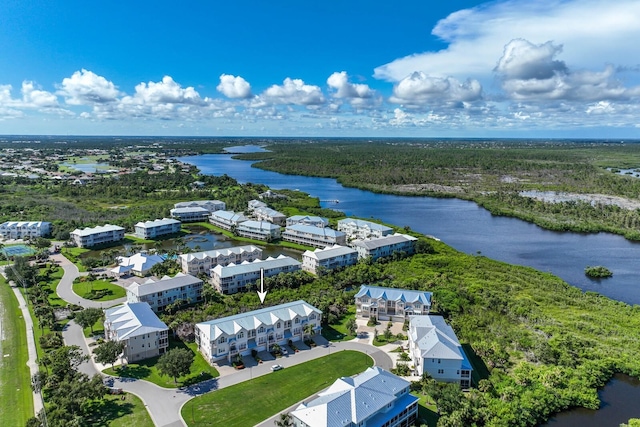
[157,348,194,384]
[5,256,38,287]
[346,318,357,336]
[34,237,52,250]
[274,413,293,427]
[94,340,125,369]
[75,308,104,334]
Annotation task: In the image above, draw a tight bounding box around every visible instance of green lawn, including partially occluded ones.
[83,318,106,338]
[61,247,91,272]
[412,392,440,427]
[182,350,373,427]
[322,306,356,342]
[73,279,126,301]
[85,393,154,427]
[39,265,66,307]
[0,278,35,425]
[103,340,219,388]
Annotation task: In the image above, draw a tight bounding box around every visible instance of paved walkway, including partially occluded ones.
[0,266,44,418]
[51,253,126,309]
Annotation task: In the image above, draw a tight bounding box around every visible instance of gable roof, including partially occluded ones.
[409,315,470,368]
[104,302,168,340]
[134,218,180,228]
[211,255,300,278]
[128,272,202,297]
[337,218,393,233]
[196,300,321,340]
[118,252,165,273]
[179,245,261,263]
[351,233,417,250]
[291,367,416,426]
[285,224,345,238]
[355,285,432,305]
[303,245,357,261]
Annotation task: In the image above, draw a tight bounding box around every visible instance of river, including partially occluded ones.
[178,150,640,306]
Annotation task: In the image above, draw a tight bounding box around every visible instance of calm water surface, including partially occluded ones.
[178,152,640,305]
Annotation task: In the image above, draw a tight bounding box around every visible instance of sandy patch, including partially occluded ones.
[520,190,640,210]
[391,183,465,194]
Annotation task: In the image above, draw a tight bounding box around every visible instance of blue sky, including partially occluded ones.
[1,0,639,138]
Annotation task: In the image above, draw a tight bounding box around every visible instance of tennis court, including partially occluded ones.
[1,244,36,257]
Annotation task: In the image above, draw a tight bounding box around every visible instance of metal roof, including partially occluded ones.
[355,285,432,305]
[303,245,357,261]
[104,302,168,340]
[128,272,202,297]
[179,245,262,263]
[134,218,181,228]
[351,233,417,250]
[211,255,300,278]
[71,224,125,236]
[409,315,471,369]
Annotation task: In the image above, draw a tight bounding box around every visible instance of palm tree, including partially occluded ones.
[274,413,293,427]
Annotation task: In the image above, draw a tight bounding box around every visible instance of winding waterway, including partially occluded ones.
[178,151,640,306]
[177,147,640,424]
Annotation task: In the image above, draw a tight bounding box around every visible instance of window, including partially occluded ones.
[219,337,226,344]
[438,369,444,374]
[295,318,300,324]
[277,322,281,329]
[438,359,441,364]
[237,331,244,339]
[258,326,265,334]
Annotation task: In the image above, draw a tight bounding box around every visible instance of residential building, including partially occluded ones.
[70,224,125,248]
[115,252,165,277]
[0,221,51,240]
[282,224,346,248]
[209,210,248,231]
[169,207,210,222]
[236,220,281,241]
[354,285,432,321]
[126,273,204,312]
[408,315,472,388]
[351,233,417,261]
[337,218,393,240]
[179,245,263,276]
[253,206,286,226]
[103,302,169,362]
[195,300,321,363]
[134,218,181,239]
[286,215,329,228]
[301,245,358,274]
[174,200,226,213]
[247,199,267,211]
[290,366,418,427]
[211,255,301,294]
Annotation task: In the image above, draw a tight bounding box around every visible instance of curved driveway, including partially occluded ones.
[54,253,394,426]
[51,253,126,309]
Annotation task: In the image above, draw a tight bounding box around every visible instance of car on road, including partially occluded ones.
[271,364,284,371]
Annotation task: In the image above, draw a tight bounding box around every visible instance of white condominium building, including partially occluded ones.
[103,302,169,362]
[126,273,204,312]
[282,224,346,248]
[236,220,281,241]
[70,224,125,248]
[351,233,417,261]
[409,315,473,388]
[209,211,248,231]
[337,218,393,240]
[354,285,432,322]
[291,367,419,427]
[174,200,226,213]
[286,215,329,228]
[301,245,358,274]
[169,207,210,222]
[134,218,181,239]
[210,255,301,294]
[195,300,322,363]
[0,221,51,240]
[179,245,263,276]
[253,206,287,226]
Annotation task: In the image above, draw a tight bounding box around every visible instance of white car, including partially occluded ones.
[271,364,284,371]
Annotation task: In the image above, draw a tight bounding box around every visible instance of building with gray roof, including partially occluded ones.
[282,224,347,248]
[354,285,432,321]
[236,220,281,241]
[70,224,125,248]
[210,255,301,294]
[170,206,210,222]
[103,302,169,362]
[337,218,393,240]
[195,300,321,363]
[286,215,329,228]
[253,206,287,226]
[0,221,51,240]
[209,210,248,231]
[409,315,472,388]
[290,366,418,427]
[134,217,181,239]
[179,245,262,276]
[126,272,204,312]
[302,245,358,274]
[174,200,225,213]
[351,233,417,261]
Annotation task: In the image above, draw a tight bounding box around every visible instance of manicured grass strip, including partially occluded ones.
[412,392,440,427]
[72,279,126,301]
[85,393,154,427]
[322,306,356,342]
[103,339,219,388]
[40,266,66,307]
[0,278,35,425]
[182,350,373,427]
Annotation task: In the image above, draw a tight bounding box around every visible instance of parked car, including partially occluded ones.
[271,364,284,371]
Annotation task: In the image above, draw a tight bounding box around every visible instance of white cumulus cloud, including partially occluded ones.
[327,72,378,109]
[58,69,120,105]
[130,76,205,105]
[263,78,325,105]
[390,72,483,106]
[217,74,252,99]
[21,81,59,108]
